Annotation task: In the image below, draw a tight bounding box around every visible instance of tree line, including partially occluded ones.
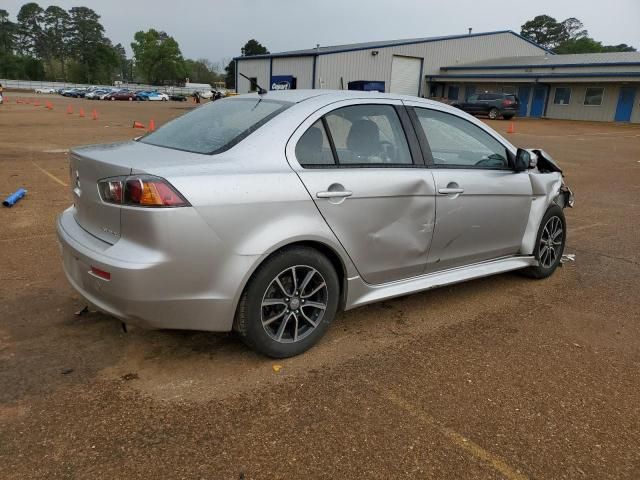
[520,15,635,53]
[0,2,226,86]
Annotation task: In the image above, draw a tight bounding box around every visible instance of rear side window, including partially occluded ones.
[324,104,412,165]
[414,108,509,169]
[140,98,291,154]
[295,120,335,166]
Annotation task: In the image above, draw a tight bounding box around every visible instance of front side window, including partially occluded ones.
[295,120,335,166]
[584,87,604,106]
[554,87,571,105]
[323,104,412,165]
[414,108,509,169]
[140,98,291,154]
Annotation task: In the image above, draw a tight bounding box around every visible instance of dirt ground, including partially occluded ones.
[0,93,639,479]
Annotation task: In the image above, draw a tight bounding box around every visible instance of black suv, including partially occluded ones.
[452,92,519,120]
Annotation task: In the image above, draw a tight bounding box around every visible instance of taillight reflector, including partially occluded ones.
[90,266,111,280]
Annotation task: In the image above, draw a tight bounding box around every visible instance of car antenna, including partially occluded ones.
[238,73,267,95]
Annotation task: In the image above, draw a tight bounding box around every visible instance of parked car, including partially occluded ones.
[104,90,135,101]
[57,90,574,358]
[169,94,188,102]
[452,92,519,120]
[35,87,56,94]
[86,89,109,100]
[144,91,169,101]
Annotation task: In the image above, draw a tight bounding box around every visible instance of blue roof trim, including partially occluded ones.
[443,61,640,71]
[233,30,550,61]
[428,72,640,80]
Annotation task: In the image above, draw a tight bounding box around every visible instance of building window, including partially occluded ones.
[553,87,571,105]
[248,77,258,92]
[447,85,460,101]
[584,87,604,106]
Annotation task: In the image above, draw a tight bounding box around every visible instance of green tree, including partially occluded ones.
[67,6,112,83]
[601,43,637,52]
[43,6,70,80]
[554,37,605,54]
[131,29,186,84]
[16,2,45,57]
[184,58,221,84]
[241,39,268,56]
[522,14,636,53]
[521,15,565,49]
[224,59,235,88]
[0,9,16,56]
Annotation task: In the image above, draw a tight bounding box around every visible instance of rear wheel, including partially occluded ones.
[488,108,499,120]
[522,205,566,279]
[234,247,339,358]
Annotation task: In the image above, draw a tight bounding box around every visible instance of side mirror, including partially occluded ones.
[514,148,533,172]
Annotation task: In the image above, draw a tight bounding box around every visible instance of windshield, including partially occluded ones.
[140,97,292,154]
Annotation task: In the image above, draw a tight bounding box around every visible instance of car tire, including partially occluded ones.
[522,205,566,279]
[234,247,340,358]
[488,108,499,120]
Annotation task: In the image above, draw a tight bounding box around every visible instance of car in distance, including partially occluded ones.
[104,89,135,101]
[57,90,573,358]
[35,87,56,94]
[86,89,110,100]
[452,92,519,120]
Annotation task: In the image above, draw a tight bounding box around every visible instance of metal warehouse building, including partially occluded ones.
[235,30,640,123]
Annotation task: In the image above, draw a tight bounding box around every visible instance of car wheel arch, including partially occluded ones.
[233,239,349,317]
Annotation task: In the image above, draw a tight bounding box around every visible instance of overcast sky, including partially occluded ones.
[4,0,639,67]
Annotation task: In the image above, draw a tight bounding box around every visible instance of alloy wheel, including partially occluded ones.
[539,215,563,268]
[261,265,328,343]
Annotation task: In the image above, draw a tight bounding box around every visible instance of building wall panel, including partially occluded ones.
[315,32,545,93]
[271,57,314,89]
[546,83,620,122]
[236,58,270,94]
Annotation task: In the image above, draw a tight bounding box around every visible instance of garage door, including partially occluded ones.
[390,56,422,96]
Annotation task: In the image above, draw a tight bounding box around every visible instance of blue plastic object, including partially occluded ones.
[3,188,27,207]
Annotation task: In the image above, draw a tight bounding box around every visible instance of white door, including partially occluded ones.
[390,56,421,96]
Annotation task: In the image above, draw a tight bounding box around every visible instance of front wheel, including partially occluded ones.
[234,247,340,358]
[522,205,566,279]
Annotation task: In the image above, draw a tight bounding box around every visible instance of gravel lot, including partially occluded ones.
[1,93,639,479]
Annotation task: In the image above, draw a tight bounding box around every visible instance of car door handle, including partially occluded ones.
[438,188,464,194]
[316,190,353,199]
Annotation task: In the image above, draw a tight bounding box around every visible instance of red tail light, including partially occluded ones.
[502,99,514,106]
[98,175,189,207]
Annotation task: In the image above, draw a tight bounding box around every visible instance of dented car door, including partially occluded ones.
[289,99,437,285]
[407,105,532,272]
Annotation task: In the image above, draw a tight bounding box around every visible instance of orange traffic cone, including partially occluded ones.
[92,109,98,120]
[46,101,53,110]
[79,108,85,118]
[507,122,515,134]
[66,105,73,115]
[132,120,146,129]
[148,119,155,132]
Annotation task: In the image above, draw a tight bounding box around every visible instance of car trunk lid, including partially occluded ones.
[70,143,133,244]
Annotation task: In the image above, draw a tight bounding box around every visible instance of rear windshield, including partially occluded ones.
[140,97,292,154]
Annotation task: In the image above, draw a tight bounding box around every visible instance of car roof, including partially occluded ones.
[231,89,447,108]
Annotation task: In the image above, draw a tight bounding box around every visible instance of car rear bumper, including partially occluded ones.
[56,206,258,331]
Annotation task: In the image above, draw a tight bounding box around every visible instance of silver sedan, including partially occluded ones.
[57,90,574,357]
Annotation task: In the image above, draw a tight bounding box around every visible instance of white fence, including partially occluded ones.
[0,79,210,95]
